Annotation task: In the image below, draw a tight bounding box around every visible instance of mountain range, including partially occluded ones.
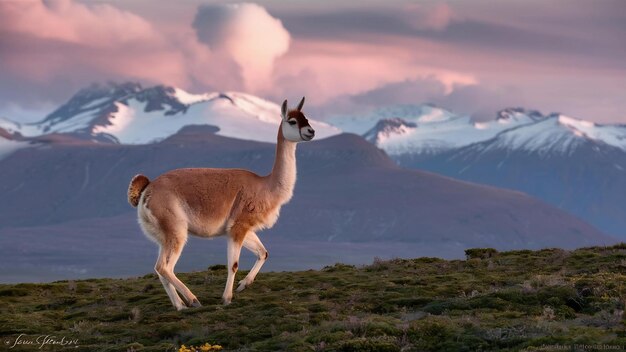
[356,107,626,239]
[0,82,339,148]
[0,82,618,281]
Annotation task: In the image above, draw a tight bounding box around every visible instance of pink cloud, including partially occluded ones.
[0,1,266,120]
[273,38,477,106]
[2,0,160,47]
[193,3,291,92]
[0,0,191,87]
[0,0,477,117]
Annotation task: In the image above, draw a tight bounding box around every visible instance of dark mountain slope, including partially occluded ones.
[0,127,611,248]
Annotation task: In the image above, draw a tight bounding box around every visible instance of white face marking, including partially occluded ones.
[282,119,302,142]
[281,119,315,142]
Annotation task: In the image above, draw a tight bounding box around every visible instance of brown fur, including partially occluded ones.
[128,174,150,207]
[141,167,288,241]
[287,110,311,129]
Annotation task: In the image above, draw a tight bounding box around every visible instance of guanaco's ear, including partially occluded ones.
[296,96,305,111]
[281,99,288,120]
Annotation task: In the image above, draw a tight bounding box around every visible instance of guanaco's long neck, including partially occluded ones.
[268,123,297,202]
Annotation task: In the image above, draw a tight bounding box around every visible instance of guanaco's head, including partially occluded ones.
[281,97,315,142]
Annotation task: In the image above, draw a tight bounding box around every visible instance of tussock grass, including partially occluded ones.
[1,245,624,351]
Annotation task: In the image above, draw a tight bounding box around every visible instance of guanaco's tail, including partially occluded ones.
[128,174,150,207]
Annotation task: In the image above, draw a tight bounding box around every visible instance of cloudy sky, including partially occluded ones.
[1,0,625,123]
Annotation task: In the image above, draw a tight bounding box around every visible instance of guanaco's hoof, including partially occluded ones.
[190,298,202,308]
[236,282,247,292]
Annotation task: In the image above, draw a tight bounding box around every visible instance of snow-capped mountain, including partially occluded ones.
[483,114,626,155]
[360,106,626,157]
[356,106,626,239]
[0,82,340,159]
[363,118,417,145]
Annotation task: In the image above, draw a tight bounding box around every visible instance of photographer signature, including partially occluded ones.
[4,333,79,349]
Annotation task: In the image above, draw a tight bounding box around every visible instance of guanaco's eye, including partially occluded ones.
[288,120,297,126]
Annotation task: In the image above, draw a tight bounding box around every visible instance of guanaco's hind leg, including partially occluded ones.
[155,234,201,310]
[237,232,268,292]
[156,267,186,311]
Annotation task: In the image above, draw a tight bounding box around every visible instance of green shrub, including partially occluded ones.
[337,337,400,352]
[465,248,498,260]
[0,287,30,296]
[322,263,356,272]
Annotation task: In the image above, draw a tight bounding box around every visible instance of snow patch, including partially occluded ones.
[173,88,214,105]
[417,108,451,122]
[92,102,133,136]
[38,109,99,135]
[487,118,584,155]
[81,97,112,109]
[0,117,22,134]
[327,104,456,135]
[556,115,626,151]
[559,115,594,129]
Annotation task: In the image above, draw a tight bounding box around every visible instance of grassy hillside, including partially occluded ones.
[1,245,625,351]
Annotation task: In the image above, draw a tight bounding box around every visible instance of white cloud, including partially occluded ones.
[193,3,291,92]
